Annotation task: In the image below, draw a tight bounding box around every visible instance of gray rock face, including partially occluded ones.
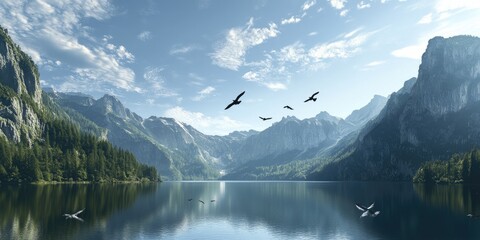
[0,27,42,145]
[50,92,250,180]
[309,35,480,181]
[53,90,386,180]
[412,36,480,115]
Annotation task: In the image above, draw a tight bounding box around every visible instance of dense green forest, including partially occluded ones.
[413,149,480,184]
[0,119,158,183]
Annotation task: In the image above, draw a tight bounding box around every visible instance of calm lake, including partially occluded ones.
[1,181,480,240]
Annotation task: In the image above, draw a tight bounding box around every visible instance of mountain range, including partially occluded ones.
[308,35,480,181]
[3,22,480,182]
[45,87,387,180]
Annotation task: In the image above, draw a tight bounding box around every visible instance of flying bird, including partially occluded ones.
[210,200,216,202]
[199,200,205,204]
[467,214,480,219]
[304,91,319,103]
[259,116,272,121]
[188,198,193,202]
[225,91,245,110]
[63,208,85,222]
[355,203,380,218]
[283,105,293,110]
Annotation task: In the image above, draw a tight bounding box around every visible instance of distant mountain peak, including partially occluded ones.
[345,94,387,127]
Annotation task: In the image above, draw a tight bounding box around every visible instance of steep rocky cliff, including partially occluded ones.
[309,36,480,181]
[0,27,42,145]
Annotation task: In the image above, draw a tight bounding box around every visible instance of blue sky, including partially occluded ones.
[1,0,479,135]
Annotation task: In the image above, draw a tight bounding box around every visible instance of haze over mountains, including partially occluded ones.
[309,35,480,181]
[41,35,480,181]
[46,88,387,180]
[3,18,480,182]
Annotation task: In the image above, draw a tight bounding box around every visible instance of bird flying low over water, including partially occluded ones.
[467,214,480,219]
[63,209,85,222]
[199,200,205,204]
[225,91,245,110]
[356,203,380,218]
[210,200,216,202]
[284,105,293,110]
[188,198,193,201]
[259,116,272,121]
[304,91,319,103]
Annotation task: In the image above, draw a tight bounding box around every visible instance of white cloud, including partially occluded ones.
[137,31,152,41]
[143,67,178,97]
[164,106,251,135]
[329,0,347,9]
[308,32,318,36]
[435,0,480,13]
[170,45,198,55]
[242,71,260,81]
[278,42,306,63]
[193,86,215,101]
[340,9,349,16]
[281,16,302,25]
[417,13,432,24]
[308,33,368,61]
[302,0,317,11]
[391,44,426,60]
[114,45,135,63]
[365,60,385,67]
[0,0,139,92]
[263,82,287,91]
[211,18,279,70]
[344,27,363,38]
[357,1,371,9]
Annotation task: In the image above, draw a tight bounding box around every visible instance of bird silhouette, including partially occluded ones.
[355,203,380,218]
[199,200,205,204]
[210,200,216,202]
[467,213,480,219]
[63,208,85,222]
[187,198,193,202]
[283,105,293,110]
[225,91,245,110]
[304,91,319,102]
[259,116,272,121]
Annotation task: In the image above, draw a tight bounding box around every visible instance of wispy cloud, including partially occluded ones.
[308,32,318,36]
[170,45,199,55]
[391,44,426,60]
[278,42,307,63]
[211,18,279,71]
[192,86,216,101]
[281,16,302,25]
[164,106,251,135]
[262,82,287,91]
[340,9,349,17]
[143,67,178,97]
[105,43,135,63]
[435,0,480,13]
[137,31,152,41]
[242,71,260,81]
[329,0,347,9]
[365,60,385,67]
[308,33,368,61]
[240,29,373,91]
[0,0,139,92]
[417,13,432,24]
[357,1,371,9]
[302,0,317,11]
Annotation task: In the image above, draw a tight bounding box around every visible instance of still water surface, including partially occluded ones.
[1,181,480,240]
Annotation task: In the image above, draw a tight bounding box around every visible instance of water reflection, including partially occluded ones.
[414,184,480,216]
[2,182,480,239]
[0,184,156,240]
